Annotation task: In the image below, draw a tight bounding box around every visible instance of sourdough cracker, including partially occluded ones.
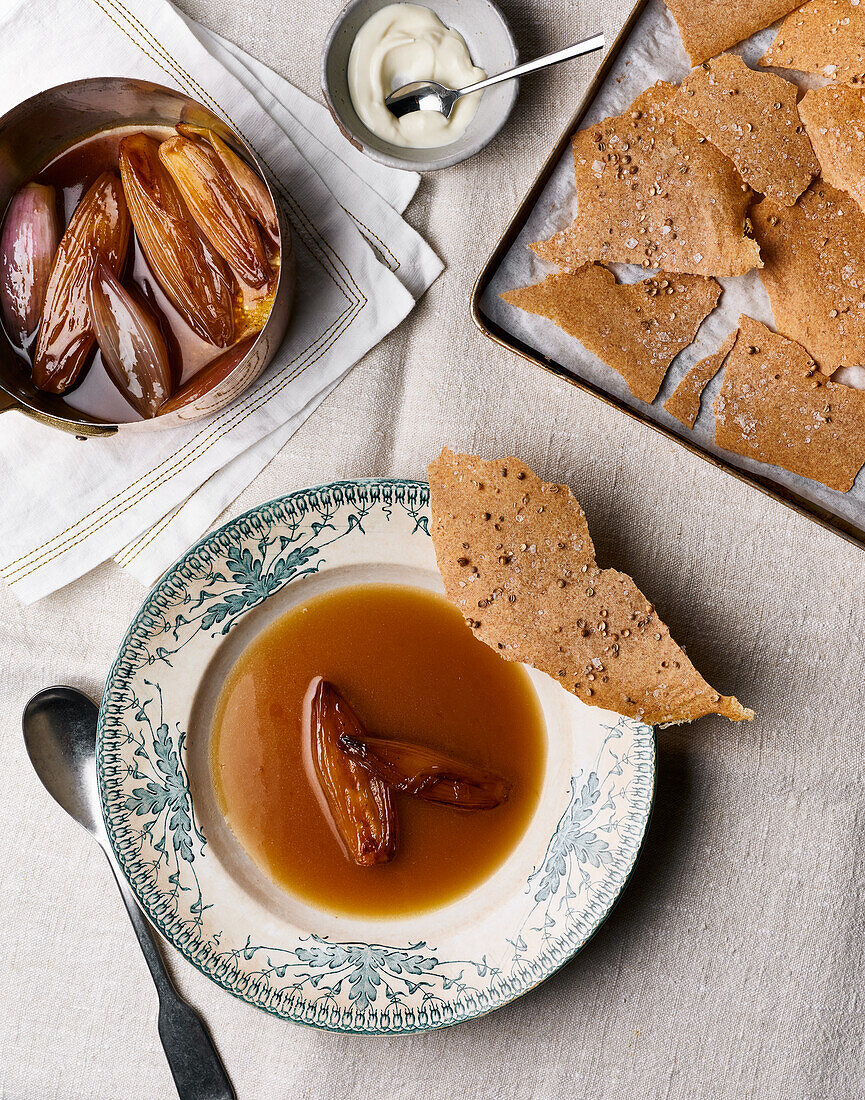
[761,0,865,83]
[501,265,721,403]
[752,181,865,372]
[798,84,865,213]
[670,55,817,206]
[665,329,739,427]
[531,83,762,278]
[427,448,753,726]
[665,0,803,66]
[713,317,865,491]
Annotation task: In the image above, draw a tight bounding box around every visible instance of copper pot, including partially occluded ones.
[0,77,294,437]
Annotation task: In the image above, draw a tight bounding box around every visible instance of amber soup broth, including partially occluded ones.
[211,583,547,918]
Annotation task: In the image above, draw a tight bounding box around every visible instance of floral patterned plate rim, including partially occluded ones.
[97,478,656,1034]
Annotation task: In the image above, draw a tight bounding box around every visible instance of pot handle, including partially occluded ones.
[0,389,117,436]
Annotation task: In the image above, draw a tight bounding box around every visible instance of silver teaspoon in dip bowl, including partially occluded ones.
[385,32,605,119]
[22,686,234,1100]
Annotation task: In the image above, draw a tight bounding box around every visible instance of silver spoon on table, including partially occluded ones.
[385,32,605,119]
[22,686,234,1100]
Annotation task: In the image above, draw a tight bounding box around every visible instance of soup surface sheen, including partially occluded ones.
[211,583,546,917]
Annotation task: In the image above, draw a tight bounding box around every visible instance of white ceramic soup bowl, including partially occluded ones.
[97,479,655,1032]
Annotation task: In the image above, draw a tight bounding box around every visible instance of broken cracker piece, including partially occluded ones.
[714,316,865,492]
[761,0,865,84]
[501,264,721,403]
[670,55,817,206]
[427,448,753,726]
[665,329,739,428]
[798,84,865,214]
[752,180,865,373]
[665,0,802,67]
[532,83,761,278]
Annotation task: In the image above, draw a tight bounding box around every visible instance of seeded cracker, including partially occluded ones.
[665,0,803,67]
[761,0,865,83]
[752,180,865,373]
[501,265,720,403]
[427,448,753,726]
[531,84,761,278]
[670,55,817,207]
[799,84,865,214]
[714,317,865,491]
[665,329,739,428]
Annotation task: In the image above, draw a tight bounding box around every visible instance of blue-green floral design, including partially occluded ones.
[115,682,210,936]
[207,936,496,1014]
[98,480,655,1033]
[143,491,396,666]
[510,717,649,970]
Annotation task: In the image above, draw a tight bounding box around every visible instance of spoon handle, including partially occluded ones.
[106,855,235,1100]
[460,33,605,97]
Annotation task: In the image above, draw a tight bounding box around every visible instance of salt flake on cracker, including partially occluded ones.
[665,329,739,428]
[761,0,865,84]
[532,83,762,278]
[665,0,803,67]
[752,180,865,373]
[799,84,865,214]
[427,448,753,726]
[501,264,721,403]
[714,316,865,492]
[670,55,817,207]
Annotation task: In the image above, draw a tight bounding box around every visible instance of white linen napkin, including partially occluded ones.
[0,0,442,602]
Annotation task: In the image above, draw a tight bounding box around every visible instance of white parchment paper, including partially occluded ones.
[481,0,865,532]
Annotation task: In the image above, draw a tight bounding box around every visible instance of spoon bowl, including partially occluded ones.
[23,687,103,836]
[385,80,462,119]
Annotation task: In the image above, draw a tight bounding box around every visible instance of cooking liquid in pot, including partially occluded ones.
[0,125,278,422]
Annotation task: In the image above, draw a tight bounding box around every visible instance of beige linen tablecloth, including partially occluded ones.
[1,2,863,1097]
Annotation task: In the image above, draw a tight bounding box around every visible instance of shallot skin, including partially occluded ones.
[88,259,172,418]
[0,183,60,349]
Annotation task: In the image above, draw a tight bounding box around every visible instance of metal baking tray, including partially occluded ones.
[470,0,865,553]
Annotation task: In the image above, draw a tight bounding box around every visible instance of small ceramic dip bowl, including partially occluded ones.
[322,0,518,172]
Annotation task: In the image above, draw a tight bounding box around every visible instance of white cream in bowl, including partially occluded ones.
[347,3,486,148]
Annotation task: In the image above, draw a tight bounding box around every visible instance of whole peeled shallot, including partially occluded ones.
[0,183,60,349]
[88,258,172,418]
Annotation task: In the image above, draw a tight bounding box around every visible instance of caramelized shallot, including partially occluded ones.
[158,135,270,289]
[157,333,256,415]
[177,124,278,239]
[0,183,60,348]
[88,259,172,418]
[306,678,397,866]
[119,133,235,347]
[339,733,511,810]
[32,173,130,393]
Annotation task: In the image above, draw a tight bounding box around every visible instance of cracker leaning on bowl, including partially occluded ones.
[427,448,753,726]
